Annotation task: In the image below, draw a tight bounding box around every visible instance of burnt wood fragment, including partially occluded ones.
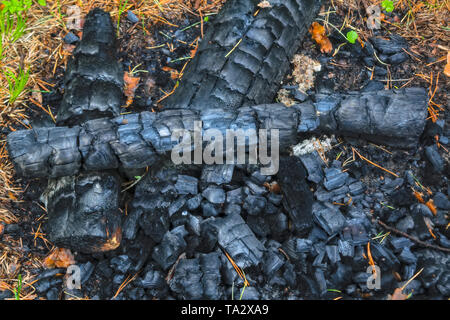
[278,156,313,236]
[42,8,123,253]
[8,88,428,178]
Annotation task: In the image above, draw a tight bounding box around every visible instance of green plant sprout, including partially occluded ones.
[315,18,360,46]
[117,0,129,37]
[346,30,358,44]
[4,66,29,103]
[382,0,394,13]
[13,274,22,300]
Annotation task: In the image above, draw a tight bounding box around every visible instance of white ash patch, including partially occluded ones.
[276,88,296,107]
[292,136,333,157]
[277,54,321,107]
[291,54,321,92]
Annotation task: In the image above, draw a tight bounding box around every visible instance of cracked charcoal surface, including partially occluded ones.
[44,172,122,253]
[163,0,322,112]
[8,88,429,178]
[41,9,123,253]
[278,156,313,236]
[58,8,123,126]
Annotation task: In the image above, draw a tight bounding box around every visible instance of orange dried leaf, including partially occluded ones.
[44,248,75,268]
[309,22,332,54]
[425,199,437,216]
[444,52,450,77]
[389,288,408,300]
[190,47,198,58]
[413,190,424,203]
[8,192,17,201]
[162,66,180,80]
[264,182,281,194]
[124,72,140,98]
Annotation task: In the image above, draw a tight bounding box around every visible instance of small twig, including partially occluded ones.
[400,268,424,291]
[375,219,450,253]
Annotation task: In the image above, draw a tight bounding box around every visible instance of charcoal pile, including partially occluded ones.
[3,0,449,300]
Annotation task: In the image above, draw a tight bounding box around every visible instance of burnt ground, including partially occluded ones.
[0,1,448,300]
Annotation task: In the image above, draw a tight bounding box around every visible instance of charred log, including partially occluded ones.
[57,8,123,126]
[43,171,122,253]
[42,8,123,253]
[8,88,428,178]
[163,0,322,111]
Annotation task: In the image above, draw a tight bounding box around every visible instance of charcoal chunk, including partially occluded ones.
[175,175,198,195]
[110,255,132,274]
[126,10,139,23]
[298,151,324,184]
[226,188,244,204]
[200,252,223,299]
[399,248,417,265]
[63,32,79,44]
[212,213,265,268]
[122,207,142,240]
[44,172,122,253]
[323,168,349,191]
[425,145,444,173]
[389,237,413,252]
[169,258,203,299]
[201,165,234,185]
[282,238,312,260]
[396,215,415,232]
[139,268,166,290]
[224,203,242,216]
[243,195,267,215]
[245,179,267,195]
[314,269,327,296]
[278,156,314,236]
[326,245,341,264]
[313,202,346,235]
[202,186,226,204]
[138,204,170,243]
[370,243,399,268]
[349,181,365,196]
[168,197,187,216]
[79,262,95,284]
[262,250,285,275]
[267,212,289,236]
[201,201,220,217]
[152,226,188,270]
[370,35,408,55]
[388,52,408,65]
[433,192,450,210]
[413,203,434,218]
[186,194,202,210]
[338,239,354,257]
[197,218,218,253]
[342,218,369,245]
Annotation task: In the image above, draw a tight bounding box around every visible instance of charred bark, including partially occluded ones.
[8,88,428,178]
[42,8,123,253]
[57,8,123,126]
[163,0,322,111]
